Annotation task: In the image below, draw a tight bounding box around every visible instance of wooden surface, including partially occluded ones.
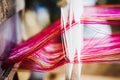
[17,69,120,80]
[45,75,120,80]
[44,64,120,80]
[17,69,31,80]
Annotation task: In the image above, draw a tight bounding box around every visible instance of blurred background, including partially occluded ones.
[0,0,120,80]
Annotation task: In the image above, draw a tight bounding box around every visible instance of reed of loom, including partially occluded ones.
[60,0,84,80]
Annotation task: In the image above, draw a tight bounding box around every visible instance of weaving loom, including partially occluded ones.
[0,0,120,80]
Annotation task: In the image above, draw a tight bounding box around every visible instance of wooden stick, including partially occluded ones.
[1,62,21,80]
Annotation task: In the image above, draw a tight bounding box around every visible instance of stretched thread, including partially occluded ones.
[4,5,120,71]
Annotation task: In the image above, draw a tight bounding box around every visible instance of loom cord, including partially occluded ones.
[3,5,120,71]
